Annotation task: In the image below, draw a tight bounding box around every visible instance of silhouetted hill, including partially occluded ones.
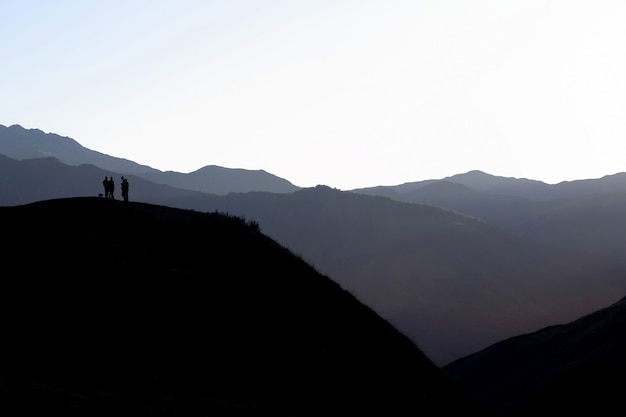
[158,186,626,366]
[0,124,300,194]
[0,197,486,416]
[443,295,626,416]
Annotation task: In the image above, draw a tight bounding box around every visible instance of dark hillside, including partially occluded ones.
[443,296,626,416]
[0,198,485,416]
[162,186,626,366]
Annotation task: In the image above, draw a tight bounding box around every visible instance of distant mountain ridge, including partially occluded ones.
[137,164,299,195]
[0,124,300,194]
[4,123,625,198]
[356,169,626,200]
[354,171,626,256]
[0,124,157,174]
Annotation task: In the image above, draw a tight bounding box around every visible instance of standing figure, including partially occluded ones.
[121,177,129,202]
[102,176,109,198]
[109,177,115,199]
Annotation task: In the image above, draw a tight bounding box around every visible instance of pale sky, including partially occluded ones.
[2,0,625,190]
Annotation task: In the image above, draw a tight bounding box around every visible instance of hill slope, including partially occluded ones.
[0,197,485,416]
[443,295,626,416]
[160,186,626,366]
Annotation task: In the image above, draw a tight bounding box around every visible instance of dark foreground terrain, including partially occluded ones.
[444,295,626,416]
[0,197,486,416]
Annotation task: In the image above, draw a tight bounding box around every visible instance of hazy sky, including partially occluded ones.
[2,0,625,190]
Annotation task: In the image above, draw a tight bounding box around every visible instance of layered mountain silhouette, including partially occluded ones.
[3,155,626,367]
[158,186,626,366]
[355,169,626,202]
[0,197,486,416]
[3,123,626,370]
[0,154,212,206]
[0,124,300,194]
[4,151,625,365]
[443,295,626,416]
[354,170,626,257]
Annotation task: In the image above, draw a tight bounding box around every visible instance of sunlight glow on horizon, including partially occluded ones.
[2,0,625,190]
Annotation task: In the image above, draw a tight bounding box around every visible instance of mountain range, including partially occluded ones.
[3,123,626,415]
[0,124,300,195]
[353,171,626,257]
[4,124,626,365]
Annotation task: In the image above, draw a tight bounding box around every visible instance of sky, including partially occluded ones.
[2,0,625,190]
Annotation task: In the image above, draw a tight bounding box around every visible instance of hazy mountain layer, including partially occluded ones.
[0,124,300,194]
[354,169,626,201]
[354,171,626,256]
[0,123,157,174]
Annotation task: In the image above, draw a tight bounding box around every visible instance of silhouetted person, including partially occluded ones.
[103,176,114,198]
[121,177,129,202]
[109,177,115,199]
